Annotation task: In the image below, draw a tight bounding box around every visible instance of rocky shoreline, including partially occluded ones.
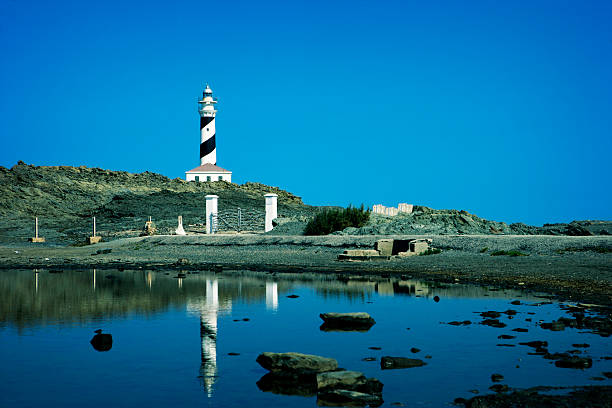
[1,234,611,306]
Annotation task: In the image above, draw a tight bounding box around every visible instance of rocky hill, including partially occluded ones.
[340,207,610,236]
[0,162,608,244]
[0,162,314,243]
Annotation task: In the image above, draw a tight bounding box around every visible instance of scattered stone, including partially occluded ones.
[503,309,518,315]
[540,320,566,331]
[256,352,338,374]
[286,294,299,298]
[90,329,112,352]
[480,311,502,318]
[573,343,590,348]
[496,344,516,347]
[603,372,612,378]
[381,356,426,369]
[554,356,593,369]
[481,319,507,328]
[591,377,605,381]
[489,384,509,393]
[425,355,432,359]
[228,352,240,356]
[433,296,440,302]
[362,357,377,362]
[410,348,421,353]
[498,334,516,340]
[512,328,529,332]
[242,318,250,321]
[519,341,548,348]
[369,347,382,350]
[469,389,479,394]
[510,300,521,305]
[491,374,504,382]
[543,352,571,360]
[448,320,472,326]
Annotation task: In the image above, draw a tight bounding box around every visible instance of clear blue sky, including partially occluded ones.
[1,0,610,225]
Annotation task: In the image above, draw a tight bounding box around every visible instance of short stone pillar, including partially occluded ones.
[264,193,278,233]
[175,215,186,235]
[29,216,45,243]
[205,195,218,234]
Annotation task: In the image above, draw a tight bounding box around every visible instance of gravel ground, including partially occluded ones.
[1,234,611,305]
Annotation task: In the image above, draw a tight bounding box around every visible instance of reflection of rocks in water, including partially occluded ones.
[381,356,426,369]
[319,313,376,332]
[256,372,317,397]
[90,329,112,352]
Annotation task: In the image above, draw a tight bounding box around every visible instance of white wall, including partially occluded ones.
[186,172,232,182]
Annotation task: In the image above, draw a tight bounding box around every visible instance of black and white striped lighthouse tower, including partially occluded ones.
[185,84,232,182]
[199,84,217,165]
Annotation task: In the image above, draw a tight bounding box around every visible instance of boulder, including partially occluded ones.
[317,371,366,391]
[256,352,338,374]
[380,356,426,369]
[554,356,593,369]
[90,332,112,352]
[320,313,376,331]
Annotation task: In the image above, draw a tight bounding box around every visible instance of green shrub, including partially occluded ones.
[490,250,528,257]
[419,248,442,256]
[304,205,370,235]
[480,247,489,253]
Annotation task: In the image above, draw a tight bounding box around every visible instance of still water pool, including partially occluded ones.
[0,269,610,407]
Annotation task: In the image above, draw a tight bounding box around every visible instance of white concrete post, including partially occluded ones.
[35,217,39,238]
[264,193,278,233]
[176,215,186,235]
[92,216,96,236]
[205,195,218,234]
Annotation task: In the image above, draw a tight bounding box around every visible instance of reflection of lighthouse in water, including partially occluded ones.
[200,279,219,396]
[186,279,231,398]
[185,278,278,397]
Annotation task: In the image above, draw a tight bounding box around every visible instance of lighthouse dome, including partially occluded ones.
[204,85,213,94]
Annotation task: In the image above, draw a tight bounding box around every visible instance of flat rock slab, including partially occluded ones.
[317,371,366,391]
[256,352,338,374]
[381,356,426,369]
[319,313,376,330]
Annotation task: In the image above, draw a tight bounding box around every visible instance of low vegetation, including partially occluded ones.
[480,247,489,253]
[490,250,528,257]
[419,248,442,256]
[304,205,370,236]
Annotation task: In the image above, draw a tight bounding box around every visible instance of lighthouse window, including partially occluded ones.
[218,176,223,181]
[207,176,212,182]
[195,176,200,182]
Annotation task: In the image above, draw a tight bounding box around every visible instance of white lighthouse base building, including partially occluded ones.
[186,163,232,182]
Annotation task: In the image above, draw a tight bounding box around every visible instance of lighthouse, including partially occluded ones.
[185,84,232,182]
